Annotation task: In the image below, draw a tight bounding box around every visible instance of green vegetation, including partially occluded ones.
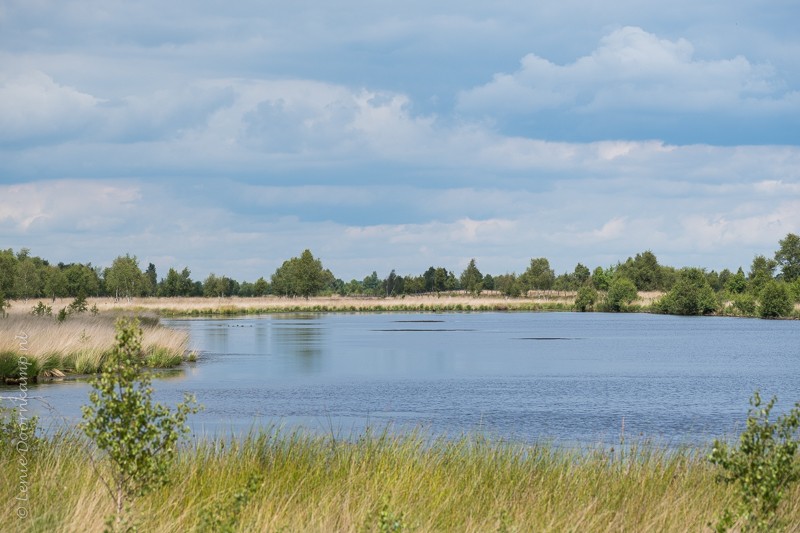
[657,268,717,316]
[5,421,797,532]
[1,234,798,320]
[574,284,598,312]
[81,319,199,529]
[709,392,800,532]
[605,276,638,311]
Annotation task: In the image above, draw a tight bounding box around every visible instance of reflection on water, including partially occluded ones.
[272,315,325,372]
[6,312,800,446]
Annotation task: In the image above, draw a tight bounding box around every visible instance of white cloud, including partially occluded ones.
[458,26,799,116]
[0,71,99,143]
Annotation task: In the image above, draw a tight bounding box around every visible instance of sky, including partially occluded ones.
[1,1,799,282]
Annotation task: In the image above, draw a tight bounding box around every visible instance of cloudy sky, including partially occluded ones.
[1,1,799,281]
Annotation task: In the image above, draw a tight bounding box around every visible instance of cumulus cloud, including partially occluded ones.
[0,71,99,144]
[458,26,799,116]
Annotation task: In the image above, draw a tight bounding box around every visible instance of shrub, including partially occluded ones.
[31,301,53,317]
[732,293,757,316]
[709,392,800,532]
[605,277,638,312]
[759,281,793,319]
[81,318,200,530]
[68,293,88,314]
[657,268,717,316]
[574,284,598,312]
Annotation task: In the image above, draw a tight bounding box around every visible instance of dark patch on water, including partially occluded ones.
[372,328,476,332]
[394,320,446,323]
[515,337,577,340]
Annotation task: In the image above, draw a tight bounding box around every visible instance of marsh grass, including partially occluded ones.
[3,426,795,532]
[8,294,661,317]
[0,314,189,380]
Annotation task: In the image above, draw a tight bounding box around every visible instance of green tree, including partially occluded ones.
[759,281,793,319]
[43,266,68,301]
[726,268,748,294]
[494,273,521,297]
[618,251,664,291]
[592,266,611,291]
[574,284,598,312]
[520,257,555,291]
[13,256,43,301]
[203,274,235,298]
[271,249,328,298]
[362,271,381,295]
[81,319,199,529]
[775,233,800,282]
[144,263,158,296]
[253,276,270,296]
[64,263,101,297]
[0,248,17,298]
[709,392,800,532]
[657,268,718,316]
[748,255,777,295]
[104,255,146,300]
[606,277,638,312]
[460,259,484,295]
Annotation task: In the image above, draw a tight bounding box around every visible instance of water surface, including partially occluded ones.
[7,312,800,446]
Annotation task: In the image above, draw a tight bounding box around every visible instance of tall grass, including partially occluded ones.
[0,314,189,380]
[2,426,797,532]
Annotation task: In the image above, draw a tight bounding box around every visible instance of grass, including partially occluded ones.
[5,425,797,532]
[0,314,190,381]
[4,293,665,317]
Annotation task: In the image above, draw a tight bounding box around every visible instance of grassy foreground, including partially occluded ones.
[0,314,190,381]
[2,428,798,532]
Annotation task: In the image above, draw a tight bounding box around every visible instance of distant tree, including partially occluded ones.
[520,258,555,291]
[726,267,748,294]
[592,266,611,291]
[748,255,777,295]
[0,249,17,298]
[362,271,381,296]
[494,273,521,297]
[617,251,664,291]
[383,270,400,296]
[775,233,800,282]
[270,249,328,298]
[13,257,43,301]
[160,268,182,297]
[574,284,598,312]
[105,255,146,301]
[203,274,235,298]
[605,277,638,312]
[64,263,101,297]
[144,263,158,296]
[253,277,269,296]
[459,259,484,295]
[759,281,793,318]
[482,274,495,291]
[657,268,717,316]
[573,263,591,288]
[43,266,68,301]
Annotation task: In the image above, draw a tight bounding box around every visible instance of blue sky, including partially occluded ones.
[1,1,799,281]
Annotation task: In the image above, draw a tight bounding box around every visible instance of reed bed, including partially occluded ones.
[2,426,796,532]
[0,314,190,380]
[9,294,660,317]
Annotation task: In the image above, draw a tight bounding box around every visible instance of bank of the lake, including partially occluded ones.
[5,426,797,533]
[0,314,191,382]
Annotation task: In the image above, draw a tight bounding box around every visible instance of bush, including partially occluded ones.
[657,268,717,316]
[574,284,598,312]
[732,293,757,316]
[759,281,793,319]
[605,277,638,312]
[709,392,800,532]
[81,318,200,529]
[31,301,53,317]
[0,292,9,318]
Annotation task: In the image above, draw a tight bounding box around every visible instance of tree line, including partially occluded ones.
[1,234,799,317]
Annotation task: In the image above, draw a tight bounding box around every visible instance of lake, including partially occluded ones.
[8,312,800,446]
